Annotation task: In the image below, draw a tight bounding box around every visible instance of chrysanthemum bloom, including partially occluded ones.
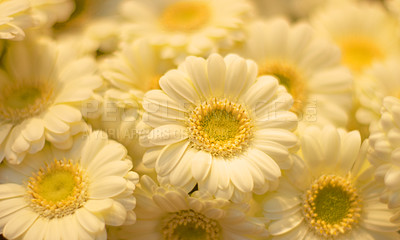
[140,53,298,201]
[115,175,267,240]
[0,37,102,164]
[0,0,36,40]
[0,131,139,240]
[311,1,400,74]
[368,96,400,224]
[101,39,176,96]
[264,126,400,239]
[355,59,400,126]
[119,0,254,63]
[239,18,352,128]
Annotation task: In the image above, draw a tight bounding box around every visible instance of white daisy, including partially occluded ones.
[238,18,353,128]
[368,96,400,224]
[0,130,139,240]
[140,53,298,201]
[0,0,36,40]
[0,36,102,164]
[101,39,177,96]
[115,175,267,240]
[355,58,400,126]
[119,0,254,63]
[264,126,400,239]
[311,1,400,74]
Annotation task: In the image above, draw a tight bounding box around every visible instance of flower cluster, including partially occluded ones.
[0,0,400,239]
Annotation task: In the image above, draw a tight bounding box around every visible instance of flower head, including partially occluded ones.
[0,131,139,240]
[140,53,298,201]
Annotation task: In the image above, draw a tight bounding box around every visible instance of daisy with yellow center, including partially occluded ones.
[368,96,400,224]
[264,126,400,239]
[238,18,353,129]
[119,0,253,63]
[114,175,267,240]
[311,1,400,74]
[0,0,36,40]
[0,131,139,240]
[0,37,102,164]
[140,53,298,202]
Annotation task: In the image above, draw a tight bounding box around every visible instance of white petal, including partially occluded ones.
[191,151,212,182]
[156,141,189,177]
[21,118,44,142]
[3,209,38,239]
[246,148,281,181]
[84,199,114,213]
[268,213,304,236]
[185,56,211,98]
[224,55,247,96]
[89,176,127,199]
[207,54,226,97]
[76,208,104,233]
[0,183,26,199]
[43,111,70,134]
[170,148,196,187]
[87,141,127,173]
[241,76,279,107]
[148,124,188,145]
[49,104,82,123]
[229,158,254,192]
[23,217,48,240]
[103,201,127,226]
[80,131,109,167]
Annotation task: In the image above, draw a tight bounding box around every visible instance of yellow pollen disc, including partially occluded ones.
[27,159,89,219]
[188,98,252,157]
[160,1,211,32]
[258,60,307,115]
[303,174,362,238]
[338,36,384,72]
[162,209,222,240]
[0,81,54,123]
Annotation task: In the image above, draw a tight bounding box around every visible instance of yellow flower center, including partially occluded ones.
[0,81,54,123]
[27,159,89,219]
[258,60,306,115]
[188,98,252,157]
[162,209,222,240]
[160,1,211,32]
[338,36,384,72]
[303,174,362,238]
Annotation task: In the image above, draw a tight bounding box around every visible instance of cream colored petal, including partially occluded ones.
[268,212,303,236]
[89,176,127,199]
[156,141,189,177]
[84,199,114,213]
[3,209,38,240]
[76,208,104,234]
[0,183,25,199]
[191,151,212,182]
[148,124,188,146]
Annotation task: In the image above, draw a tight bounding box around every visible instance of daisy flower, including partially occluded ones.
[0,130,139,240]
[264,126,400,239]
[119,0,254,63]
[238,18,353,128]
[368,96,400,224]
[140,53,298,201]
[355,58,400,126]
[0,36,102,164]
[0,0,36,40]
[101,39,177,96]
[311,1,400,74]
[115,175,267,240]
